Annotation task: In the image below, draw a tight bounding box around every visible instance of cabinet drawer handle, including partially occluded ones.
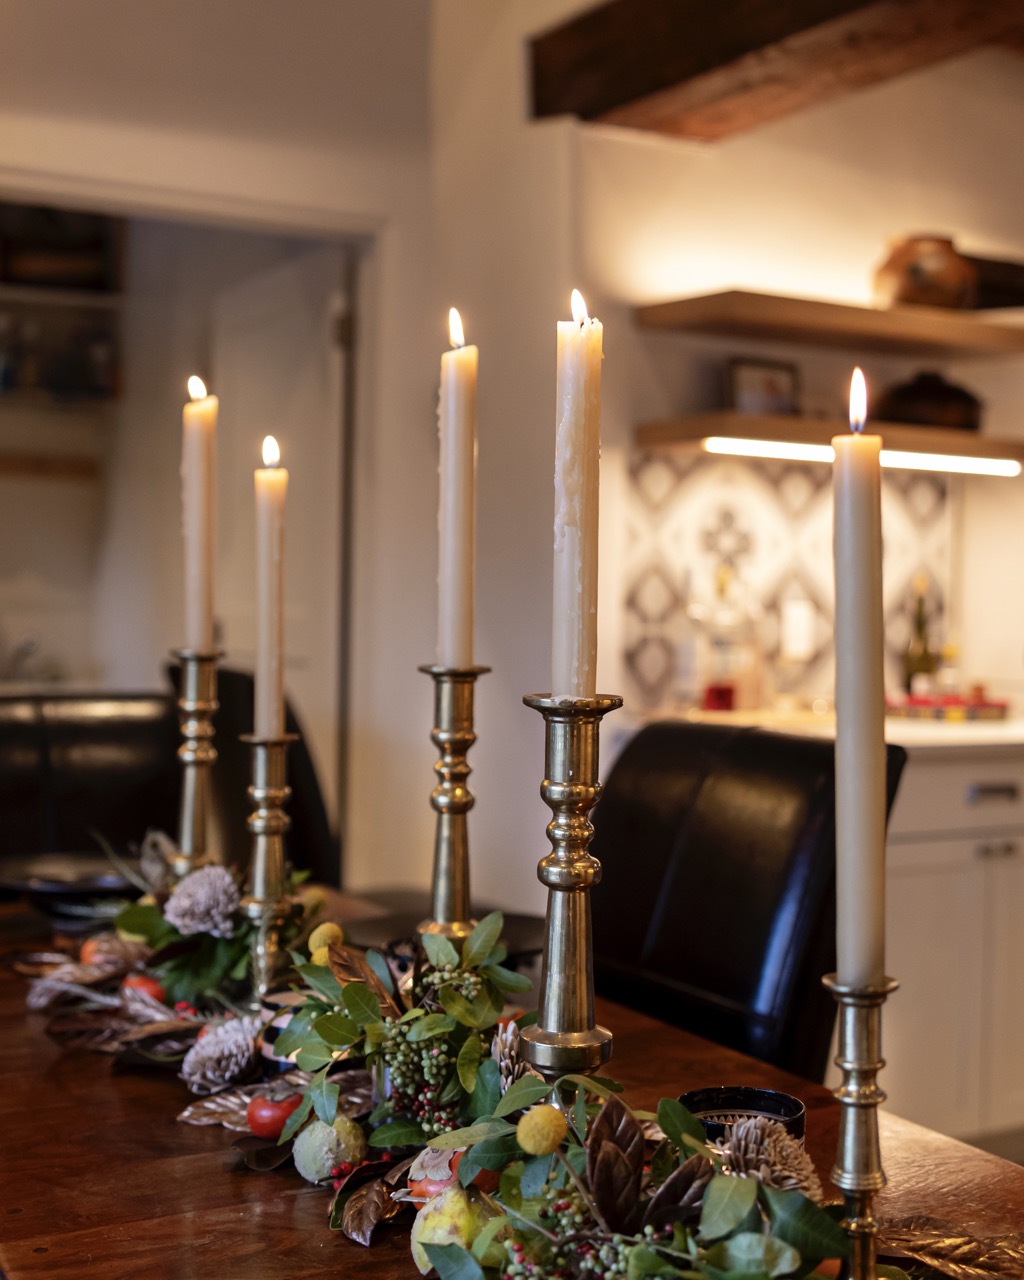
[966,782,1020,805]
[976,840,1019,859]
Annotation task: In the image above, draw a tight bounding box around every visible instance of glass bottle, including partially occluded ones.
[903,577,937,695]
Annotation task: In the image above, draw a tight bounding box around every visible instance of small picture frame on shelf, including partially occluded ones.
[728,358,801,415]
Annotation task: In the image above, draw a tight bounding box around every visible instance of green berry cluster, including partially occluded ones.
[421,962,484,1002]
[378,1017,461,1136]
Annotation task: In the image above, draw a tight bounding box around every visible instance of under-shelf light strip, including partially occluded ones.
[702,436,1022,478]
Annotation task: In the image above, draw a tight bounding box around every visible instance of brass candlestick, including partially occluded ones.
[418,664,490,940]
[823,974,899,1280]
[171,648,222,880]
[241,734,297,1004]
[520,693,622,1083]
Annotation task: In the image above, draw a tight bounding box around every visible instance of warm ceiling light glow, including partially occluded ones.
[187,375,208,400]
[703,436,834,464]
[702,435,1021,476]
[448,307,465,349]
[261,435,281,468]
[571,288,589,324]
[879,450,1021,477]
[849,366,867,432]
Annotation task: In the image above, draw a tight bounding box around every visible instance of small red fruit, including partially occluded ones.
[246,1092,304,1140]
[407,1148,500,1199]
[121,973,166,1003]
[79,937,104,964]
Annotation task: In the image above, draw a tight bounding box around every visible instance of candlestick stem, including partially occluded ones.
[241,734,297,1004]
[417,665,490,939]
[171,649,222,880]
[520,694,622,1083]
[823,973,899,1280]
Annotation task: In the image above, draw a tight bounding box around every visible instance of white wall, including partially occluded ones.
[0,0,438,891]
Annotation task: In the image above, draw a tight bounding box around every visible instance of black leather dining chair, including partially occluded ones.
[590,721,907,1083]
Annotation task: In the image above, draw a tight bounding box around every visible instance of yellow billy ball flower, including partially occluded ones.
[310,945,331,967]
[516,1104,568,1156]
[308,921,345,954]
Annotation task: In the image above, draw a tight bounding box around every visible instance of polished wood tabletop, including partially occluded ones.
[2,918,1023,1279]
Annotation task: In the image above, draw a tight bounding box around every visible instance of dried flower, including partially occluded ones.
[713,1115,823,1202]
[516,1104,567,1156]
[164,865,240,938]
[139,829,178,892]
[491,1019,532,1093]
[180,1015,261,1095]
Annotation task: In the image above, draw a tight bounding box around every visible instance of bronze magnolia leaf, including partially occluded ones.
[340,1175,405,1245]
[232,1135,296,1171]
[120,1018,198,1042]
[587,1096,646,1234]
[327,941,403,1019]
[641,1153,714,1231]
[880,1215,1024,1280]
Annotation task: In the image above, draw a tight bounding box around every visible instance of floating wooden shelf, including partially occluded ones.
[633,290,1024,359]
[0,452,100,481]
[636,411,1024,465]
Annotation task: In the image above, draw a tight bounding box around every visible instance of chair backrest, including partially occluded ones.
[590,721,907,1082]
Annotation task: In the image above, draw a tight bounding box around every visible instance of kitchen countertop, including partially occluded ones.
[613,707,1024,759]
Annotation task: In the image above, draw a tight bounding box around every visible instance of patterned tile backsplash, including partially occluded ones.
[622,449,951,711]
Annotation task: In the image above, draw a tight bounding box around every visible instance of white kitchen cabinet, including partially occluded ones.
[882,744,1024,1139]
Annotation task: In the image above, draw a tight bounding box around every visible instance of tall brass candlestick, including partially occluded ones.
[418,665,489,940]
[241,734,296,1004]
[823,974,899,1280]
[520,694,622,1083]
[171,648,222,880]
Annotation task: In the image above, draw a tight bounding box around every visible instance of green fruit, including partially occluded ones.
[409,1186,490,1275]
[292,1116,366,1184]
[332,1113,367,1165]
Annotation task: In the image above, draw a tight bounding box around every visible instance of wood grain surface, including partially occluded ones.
[2,913,1023,1278]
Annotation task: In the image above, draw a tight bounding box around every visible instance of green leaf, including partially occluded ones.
[700,1174,758,1241]
[312,1010,359,1048]
[470,1213,509,1267]
[480,963,533,994]
[407,1012,458,1042]
[657,1097,708,1153]
[572,1084,587,1141]
[439,985,503,1030]
[342,981,382,1027]
[279,1090,313,1142]
[876,1268,913,1280]
[421,932,460,969]
[470,1058,501,1119]
[367,1118,425,1148]
[295,1043,338,1071]
[558,1073,623,1098]
[461,911,503,969]
[364,949,395,995]
[399,1006,426,1023]
[458,1133,522,1177]
[703,1231,800,1278]
[428,1118,516,1150]
[483,944,508,967]
[115,901,176,947]
[626,1244,678,1280]
[761,1186,849,1264]
[520,1153,553,1198]
[295,961,345,1004]
[310,1067,340,1125]
[423,1243,486,1280]
[493,1074,551,1118]
[457,1032,482,1093]
[498,1161,523,1210]
[439,1070,466,1105]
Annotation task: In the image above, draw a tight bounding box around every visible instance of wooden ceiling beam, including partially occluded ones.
[530,0,1024,142]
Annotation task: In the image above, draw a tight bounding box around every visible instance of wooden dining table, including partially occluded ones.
[2,910,1023,1279]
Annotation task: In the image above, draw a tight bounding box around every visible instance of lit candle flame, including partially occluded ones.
[262,435,281,468]
[187,375,208,401]
[571,289,589,325]
[448,307,465,349]
[849,367,867,433]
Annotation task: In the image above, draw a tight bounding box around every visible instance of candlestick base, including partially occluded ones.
[416,664,490,940]
[823,973,899,1280]
[171,648,223,881]
[241,734,298,1005]
[520,694,621,1084]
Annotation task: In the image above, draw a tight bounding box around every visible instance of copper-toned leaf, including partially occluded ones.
[121,1018,197,1042]
[880,1214,1024,1280]
[327,941,402,1019]
[586,1095,645,1189]
[178,1088,253,1130]
[641,1152,714,1230]
[586,1095,645,1235]
[340,1175,405,1245]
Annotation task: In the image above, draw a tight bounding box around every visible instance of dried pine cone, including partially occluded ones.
[180,1015,261,1095]
[713,1115,823,1202]
[164,865,240,938]
[491,1019,534,1092]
